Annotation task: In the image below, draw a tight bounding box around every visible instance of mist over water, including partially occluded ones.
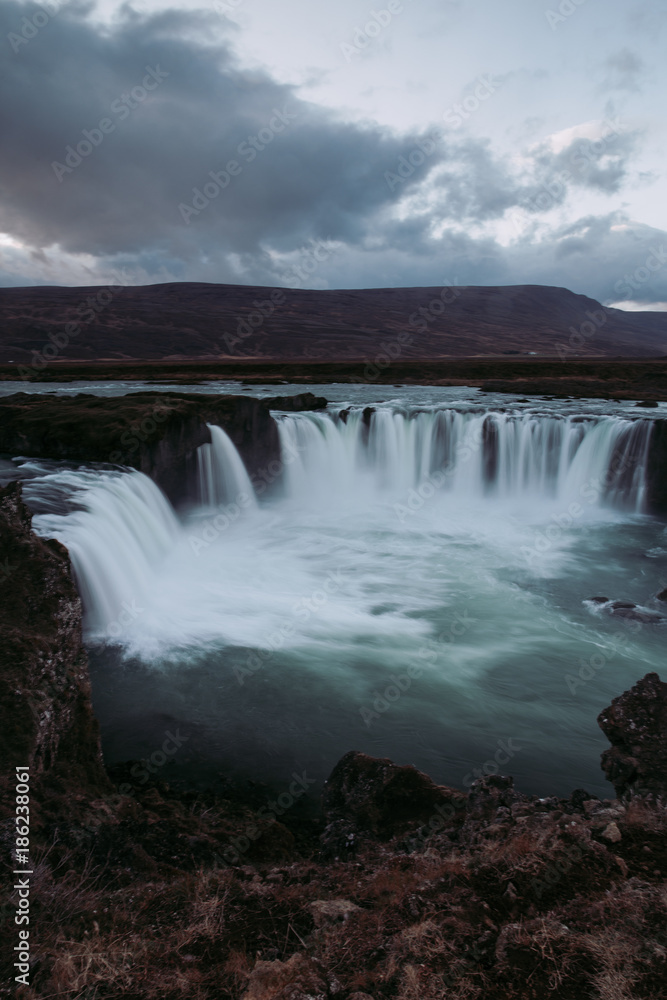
[21,398,667,798]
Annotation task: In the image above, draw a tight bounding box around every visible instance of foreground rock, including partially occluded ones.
[321,751,466,854]
[598,671,667,797]
[586,596,666,624]
[0,481,108,806]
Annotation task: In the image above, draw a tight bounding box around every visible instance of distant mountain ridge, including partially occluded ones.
[0,281,665,363]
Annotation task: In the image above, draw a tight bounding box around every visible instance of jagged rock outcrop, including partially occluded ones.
[598,672,667,797]
[585,597,666,624]
[0,481,108,810]
[645,418,667,514]
[263,392,327,412]
[320,750,465,854]
[0,391,326,506]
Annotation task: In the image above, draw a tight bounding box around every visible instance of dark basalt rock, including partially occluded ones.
[263,392,327,412]
[320,750,465,855]
[0,481,109,809]
[644,418,667,514]
[598,672,667,798]
[586,597,665,624]
[0,391,323,506]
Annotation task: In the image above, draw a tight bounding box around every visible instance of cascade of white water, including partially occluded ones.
[28,407,655,645]
[197,424,258,508]
[32,470,180,635]
[277,409,654,512]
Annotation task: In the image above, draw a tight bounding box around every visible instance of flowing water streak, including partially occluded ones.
[277,409,654,511]
[197,424,258,508]
[29,407,655,643]
[33,470,181,635]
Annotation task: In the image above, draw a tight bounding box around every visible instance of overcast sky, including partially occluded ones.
[1,0,666,306]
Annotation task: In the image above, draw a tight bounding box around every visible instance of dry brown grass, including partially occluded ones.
[585,929,640,1000]
[624,797,667,833]
[9,797,667,1000]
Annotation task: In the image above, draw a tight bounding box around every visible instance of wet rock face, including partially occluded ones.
[598,672,667,798]
[645,418,667,513]
[0,482,108,806]
[263,392,327,412]
[320,750,465,854]
[585,597,665,624]
[0,392,289,506]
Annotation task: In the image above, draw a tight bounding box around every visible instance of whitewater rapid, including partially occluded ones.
[21,403,666,796]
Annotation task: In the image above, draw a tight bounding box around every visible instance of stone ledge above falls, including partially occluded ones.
[0,391,327,506]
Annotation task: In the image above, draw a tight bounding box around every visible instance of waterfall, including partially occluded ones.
[29,422,258,640]
[32,470,181,637]
[277,409,654,512]
[27,406,656,646]
[197,423,258,508]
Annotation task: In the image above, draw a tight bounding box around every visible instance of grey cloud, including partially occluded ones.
[0,1,457,268]
[0,1,552,287]
[0,2,664,308]
[599,48,645,92]
[306,214,667,310]
[432,139,521,221]
[518,124,641,216]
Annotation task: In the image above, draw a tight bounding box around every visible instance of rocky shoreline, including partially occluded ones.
[1,478,667,999]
